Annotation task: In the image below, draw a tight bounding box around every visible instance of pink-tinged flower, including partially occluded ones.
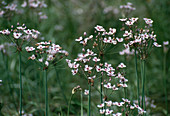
[0,29,11,35]
[17,26,26,30]
[97,103,104,108]
[47,55,54,61]
[95,25,106,32]
[24,29,32,35]
[125,21,134,26]
[99,109,105,114]
[122,98,130,104]
[105,101,112,107]
[133,104,139,108]
[75,36,83,41]
[25,46,35,52]
[38,58,43,62]
[29,54,36,60]
[130,105,135,109]
[37,45,45,49]
[119,77,128,83]
[119,83,128,87]
[112,85,118,90]
[84,89,89,95]
[32,34,38,39]
[104,83,112,89]
[21,1,27,7]
[119,18,127,21]
[107,70,115,77]
[116,73,123,78]
[163,41,169,45]
[32,29,40,34]
[112,113,122,116]
[96,65,102,72]
[118,63,126,68]
[112,40,117,45]
[84,65,93,71]
[130,17,138,22]
[71,69,78,75]
[113,102,124,107]
[103,38,108,43]
[73,63,79,69]
[108,28,116,35]
[105,109,113,115]
[105,63,111,67]
[45,61,49,66]
[116,37,123,42]
[87,49,96,56]
[153,42,161,47]
[93,57,100,62]
[123,31,131,37]
[78,53,88,58]
[143,18,153,24]
[13,32,22,39]
[138,108,146,115]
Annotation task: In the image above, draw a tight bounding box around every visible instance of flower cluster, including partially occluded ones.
[97,98,146,115]
[26,41,68,69]
[120,17,161,59]
[0,23,40,51]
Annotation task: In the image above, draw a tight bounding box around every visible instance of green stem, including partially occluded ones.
[54,66,68,105]
[19,51,22,116]
[163,52,168,115]
[88,84,91,116]
[67,94,73,116]
[44,69,48,116]
[141,60,146,111]
[81,90,83,116]
[134,49,140,106]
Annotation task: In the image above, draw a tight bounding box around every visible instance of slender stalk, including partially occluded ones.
[163,52,168,115]
[88,83,91,116]
[134,49,140,106]
[81,90,83,116]
[54,67,68,105]
[44,69,48,116]
[19,51,22,116]
[141,60,146,111]
[67,94,73,116]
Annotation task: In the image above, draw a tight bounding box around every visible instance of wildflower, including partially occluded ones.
[122,98,130,104]
[84,65,93,71]
[105,109,113,115]
[153,42,161,47]
[95,25,106,32]
[105,101,112,107]
[13,32,22,39]
[112,85,118,90]
[97,103,104,108]
[25,46,35,52]
[71,69,78,75]
[104,83,112,89]
[29,54,36,60]
[112,113,122,116]
[99,109,105,114]
[45,61,49,66]
[75,36,83,41]
[118,63,126,68]
[84,89,89,95]
[119,18,127,21]
[93,57,100,62]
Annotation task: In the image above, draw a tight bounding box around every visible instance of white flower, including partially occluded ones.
[113,102,124,107]
[122,98,130,104]
[105,109,113,115]
[119,18,127,21]
[112,85,118,90]
[37,45,45,49]
[153,42,161,47]
[116,37,123,42]
[97,103,104,108]
[112,113,122,116]
[143,18,153,24]
[24,29,32,35]
[21,1,27,7]
[105,101,112,107]
[38,58,43,62]
[108,28,116,35]
[163,41,169,45]
[118,63,126,68]
[96,65,102,72]
[45,61,49,66]
[104,83,112,89]
[47,55,54,61]
[125,21,134,26]
[84,65,93,71]
[13,32,22,39]
[130,17,138,22]
[75,36,83,41]
[84,89,89,95]
[25,46,35,52]
[71,69,78,75]
[99,109,105,114]
[93,57,100,62]
[123,31,131,37]
[95,25,106,32]
[119,83,128,88]
[29,54,36,60]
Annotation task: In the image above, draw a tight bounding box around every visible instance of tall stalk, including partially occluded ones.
[88,83,91,116]
[134,49,140,106]
[44,69,48,116]
[163,52,168,115]
[19,51,22,116]
[81,90,83,116]
[67,94,73,116]
[141,60,146,111]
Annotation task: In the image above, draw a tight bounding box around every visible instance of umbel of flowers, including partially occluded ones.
[26,41,68,116]
[0,23,40,116]
[66,25,126,116]
[119,17,161,111]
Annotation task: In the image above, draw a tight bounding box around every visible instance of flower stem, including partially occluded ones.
[44,69,48,116]
[134,49,140,106]
[88,84,91,116]
[19,51,22,116]
[163,52,168,115]
[141,60,146,111]
[81,90,83,116]
[67,94,73,116]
